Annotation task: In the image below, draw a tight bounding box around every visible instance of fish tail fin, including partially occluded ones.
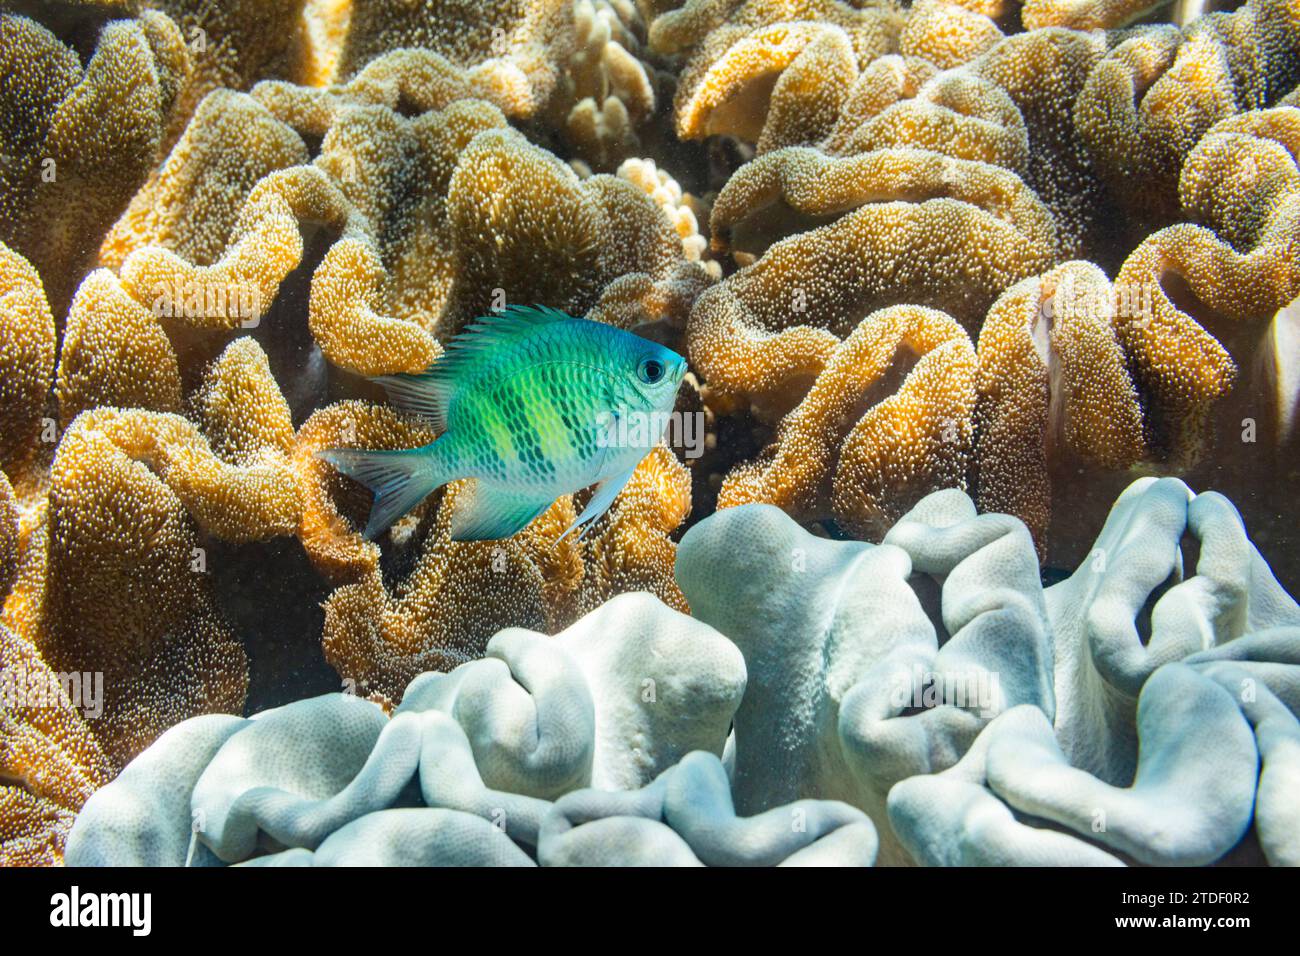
[316,442,451,540]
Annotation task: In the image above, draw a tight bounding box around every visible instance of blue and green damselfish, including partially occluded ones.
[318,305,687,542]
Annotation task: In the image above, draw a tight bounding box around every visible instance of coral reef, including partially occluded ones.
[692,147,1057,416]
[973,260,1145,555]
[3,5,714,857]
[0,10,190,317]
[556,0,663,170]
[967,104,1300,568]
[654,0,903,151]
[95,82,713,382]
[10,403,264,770]
[0,242,57,482]
[297,401,690,701]
[677,478,1298,865]
[3,0,1299,868]
[0,568,114,865]
[335,0,574,118]
[0,334,303,864]
[68,593,825,865]
[899,0,1002,71]
[717,303,978,538]
[537,752,878,865]
[678,488,1053,864]
[1115,108,1299,464]
[1075,0,1300,234]
[615,157,714,269]
[888,664,1254,866]
[65,483,1300,866]
[0,425,113,865]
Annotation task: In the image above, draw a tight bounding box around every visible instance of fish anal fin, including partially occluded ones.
[450,481,555,542]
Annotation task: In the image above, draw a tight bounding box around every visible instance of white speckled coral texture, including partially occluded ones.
[675,491,1058,864]
[675,477,1300,866]
[66,481,1300,866]
[71,592,875,866]
[539,751,877,866]
[65,714,248,867]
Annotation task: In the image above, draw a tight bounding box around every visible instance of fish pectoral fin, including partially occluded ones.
[559,464,638,543]
[450,481,555,542]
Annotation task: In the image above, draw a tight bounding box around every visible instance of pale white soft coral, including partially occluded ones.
[617,156,721,276]
[64,482,1300,867]
[561,0,661,169]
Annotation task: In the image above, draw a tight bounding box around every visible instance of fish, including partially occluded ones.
[317,304,688,542]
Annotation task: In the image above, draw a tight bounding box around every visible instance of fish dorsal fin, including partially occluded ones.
[458,304,574,346]
[371,306,575,430]
[372,372,454,432]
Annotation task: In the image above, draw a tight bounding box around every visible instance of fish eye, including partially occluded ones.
[637,357,665,384]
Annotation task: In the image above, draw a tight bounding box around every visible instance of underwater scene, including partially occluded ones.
[0,0,1298,877]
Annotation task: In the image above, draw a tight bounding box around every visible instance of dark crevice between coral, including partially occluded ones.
[1159,269,1234,346]
[705,135,755,196]
[816,517,854,540]
[163,222,337,427]
[251,223,335,428]
[1089,207,1162,276]
[377,492,442,590]
[160,323,223,407]
[1133,561,1182,646]
[0,769,37,798]
[681,406,770,533]
[1040,565,1073,588]
[295,128,325,161]
[846,346,922,424]
[909,572,950,647]
[722,201,846,262]
[2,0,127,67]
[632,98,718,196]
[203,532,339,714]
